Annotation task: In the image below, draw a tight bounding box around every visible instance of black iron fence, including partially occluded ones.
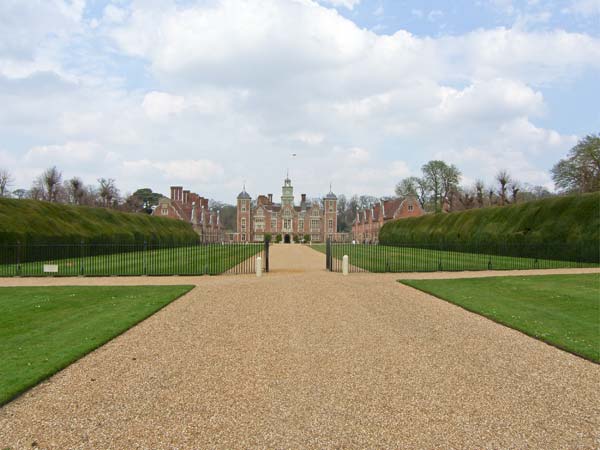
[0,240,269,277]
[325,240,599,273]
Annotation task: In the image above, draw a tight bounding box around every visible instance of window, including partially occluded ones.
[254,217,264,231]
[328,219,333,232]
[299,219,304,230]
[161,207,168,215]
[241,201,247,212]
[328,201,333,212]
[241,233,246,241]
[241,218,246,231]
[283,209,291,217]
[408,204,414,212]
[310,218,320,230]
[283,219,292,230]
[271,218,277,230]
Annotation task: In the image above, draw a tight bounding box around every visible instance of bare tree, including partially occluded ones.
[0,169,14,197]
[41,166,62,202]
[496,170,511,206]
[67,177,85,204]
[475,180,485,208]
[510,181,520,204]
[98,178,119,207]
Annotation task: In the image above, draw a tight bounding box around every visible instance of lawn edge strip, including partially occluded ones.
[0,284,195,407]
[398,278,599,365]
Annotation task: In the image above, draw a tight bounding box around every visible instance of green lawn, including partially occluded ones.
[312,244,596,272]
[0,244,263,277]
[401,274,600,362]
[0,285,194,405]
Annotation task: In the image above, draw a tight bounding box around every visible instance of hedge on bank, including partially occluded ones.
[378,193,600,262]
[0,198,199,246]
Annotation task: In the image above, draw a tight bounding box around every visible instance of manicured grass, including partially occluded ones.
[312,244,595,272]
[401,274,600,362]
[0,285,194,405]
[0,244,263,276]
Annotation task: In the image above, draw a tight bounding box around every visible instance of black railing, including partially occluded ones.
[0,241,268,277]
[325,239,598,273]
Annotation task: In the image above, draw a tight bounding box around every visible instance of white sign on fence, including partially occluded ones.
[43,264,59,273]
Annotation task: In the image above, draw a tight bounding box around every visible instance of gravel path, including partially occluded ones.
[1,245,599,449]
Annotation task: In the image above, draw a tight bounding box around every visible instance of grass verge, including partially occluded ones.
[401,274,599,362]
[0,244,263,276]
[0,285,194,405]
[311,244,596,272]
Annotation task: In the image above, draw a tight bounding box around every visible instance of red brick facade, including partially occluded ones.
[352,195,424,243]
[152,186,221,239]
[236,177,337,243]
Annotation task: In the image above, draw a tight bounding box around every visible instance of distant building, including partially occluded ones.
[352,196,424,243]
[236,176,337,243]
[153,186,221,239]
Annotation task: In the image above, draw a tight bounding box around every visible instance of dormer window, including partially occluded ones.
[408,204,414,212]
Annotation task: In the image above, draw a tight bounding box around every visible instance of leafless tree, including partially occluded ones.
[67,177,85,204]
[496,169,511,206]
[98,178,119,207]
[475,180,485,208]
[41,166,62,202]
[510,181,520,204]
[0,169,14,197]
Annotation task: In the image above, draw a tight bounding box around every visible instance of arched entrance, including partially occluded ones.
[284,234,291,244]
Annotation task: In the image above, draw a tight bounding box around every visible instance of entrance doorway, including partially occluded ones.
[284,234,291,244]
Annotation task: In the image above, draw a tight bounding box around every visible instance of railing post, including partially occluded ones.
[16,240,21,276]
[264,238,270,273]
[80,239,85,276]
[143,240,147,275]
[326,238,331,271]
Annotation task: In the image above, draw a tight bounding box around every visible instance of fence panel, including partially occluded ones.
[326,240,598,273]
[0,241,266,277]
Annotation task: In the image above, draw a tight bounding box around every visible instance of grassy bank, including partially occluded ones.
[0,285,194,405]
[379,193,600,262]
[401,274,600,362]
[0,198,199,246]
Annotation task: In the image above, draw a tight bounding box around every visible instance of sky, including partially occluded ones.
[1,0,599,203]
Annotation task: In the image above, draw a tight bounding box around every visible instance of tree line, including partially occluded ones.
[1,134,597,233]
[335,133,599,232]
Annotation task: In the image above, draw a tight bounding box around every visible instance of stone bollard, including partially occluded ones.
[342,255,349,276]
[256,256,262,277]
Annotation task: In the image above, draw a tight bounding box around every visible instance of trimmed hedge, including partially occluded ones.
[379,193,600,263]
[0,198,199,246]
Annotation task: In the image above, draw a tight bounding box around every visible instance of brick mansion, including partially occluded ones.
[237,176,337,243]
[152,186,221,238]
[153,179,424,243]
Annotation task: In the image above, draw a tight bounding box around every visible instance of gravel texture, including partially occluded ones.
[1,244,599,449]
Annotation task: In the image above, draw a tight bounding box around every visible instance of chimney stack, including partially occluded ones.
[301,193,306,203]
[268,193,273,204]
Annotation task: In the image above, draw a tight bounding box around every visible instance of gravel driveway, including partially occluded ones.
[1,245,598,449]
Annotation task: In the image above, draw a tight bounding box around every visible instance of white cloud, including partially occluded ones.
[565,0,600,16]
[142,91,186,120]
[123,159,224,183]
[103,4,128,24]
[1,0,598,199]
[23,142,101,166]
[320,0,361,9]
